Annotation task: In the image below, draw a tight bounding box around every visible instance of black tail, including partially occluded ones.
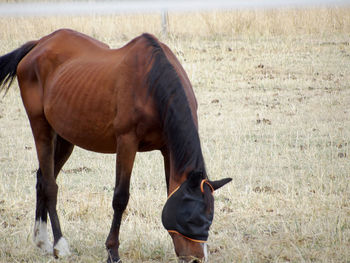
[0,41,37,95]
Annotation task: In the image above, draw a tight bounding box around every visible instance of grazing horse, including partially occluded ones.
[0,29,231,263]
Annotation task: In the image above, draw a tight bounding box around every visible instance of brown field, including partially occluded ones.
[0,7,350,263]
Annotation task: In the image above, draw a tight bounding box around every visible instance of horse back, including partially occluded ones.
[15,30,196,154]
[17,29,110,81]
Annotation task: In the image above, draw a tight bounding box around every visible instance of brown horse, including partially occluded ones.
[0,29,231,263]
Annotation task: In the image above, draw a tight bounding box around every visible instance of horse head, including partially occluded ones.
[162,171,232,262]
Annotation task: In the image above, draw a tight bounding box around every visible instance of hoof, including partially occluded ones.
[33,220,53,254]
[53,237,70,258]
[107,257,122,263]
[35,240,53,254]
[107,249,121,263]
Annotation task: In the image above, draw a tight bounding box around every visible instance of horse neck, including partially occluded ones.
[142,33,207,192]
[166,145,206,195]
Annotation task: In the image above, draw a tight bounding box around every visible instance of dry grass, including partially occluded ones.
[1,7,350,263]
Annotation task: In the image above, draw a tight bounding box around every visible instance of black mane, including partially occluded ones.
[143,33,206,177]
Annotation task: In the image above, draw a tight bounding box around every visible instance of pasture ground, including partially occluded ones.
[0,8,350,263]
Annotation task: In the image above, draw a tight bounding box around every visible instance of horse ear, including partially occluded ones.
[187,170,203,188]
[209,178,232,191]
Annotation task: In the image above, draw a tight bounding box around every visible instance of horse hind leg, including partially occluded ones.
[53,135,74,179]
[52,136,73,257]
[33,168,52,254]
[32,121,73,257]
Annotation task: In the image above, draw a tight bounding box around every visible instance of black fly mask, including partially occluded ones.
[162,172,217,242]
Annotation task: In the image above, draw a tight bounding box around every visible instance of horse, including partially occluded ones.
[0,29,231,263]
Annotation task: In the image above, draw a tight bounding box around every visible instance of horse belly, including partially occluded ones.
[44,70,118,153]
[48,106,117,153]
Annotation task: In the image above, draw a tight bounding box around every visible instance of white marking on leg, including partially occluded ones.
[33,220,52,254]
[201,243,208,262]
[54,237,70,257]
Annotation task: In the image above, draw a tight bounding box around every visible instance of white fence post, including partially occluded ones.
[161,9,168,37]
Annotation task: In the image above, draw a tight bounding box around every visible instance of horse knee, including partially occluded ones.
[112,191,129,212]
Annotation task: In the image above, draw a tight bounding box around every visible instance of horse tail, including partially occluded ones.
[0,41,37,95]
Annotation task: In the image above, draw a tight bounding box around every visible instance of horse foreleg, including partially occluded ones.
[31,118,70,257]
[105,134,138,263]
